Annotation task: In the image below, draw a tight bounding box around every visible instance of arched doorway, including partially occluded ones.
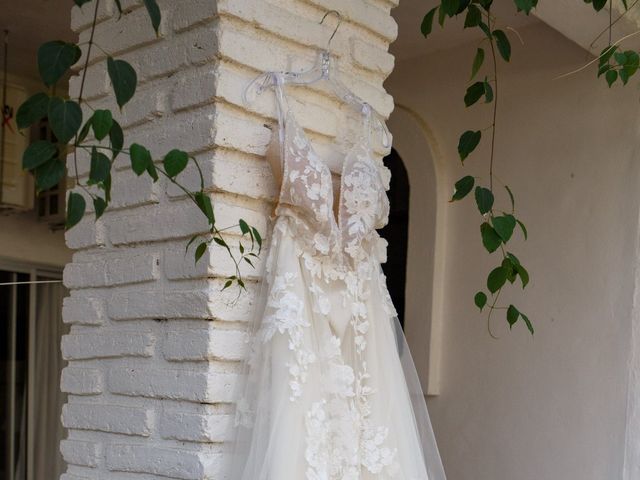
[380,148,410,329]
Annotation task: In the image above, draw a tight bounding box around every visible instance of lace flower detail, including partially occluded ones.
[260,272,316,401]
[361,424,397,474]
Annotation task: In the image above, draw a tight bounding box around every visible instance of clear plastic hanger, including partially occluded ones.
[243,10,391,149]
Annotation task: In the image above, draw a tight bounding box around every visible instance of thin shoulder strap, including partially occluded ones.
[272,72,289,147]
[361,102,373,149]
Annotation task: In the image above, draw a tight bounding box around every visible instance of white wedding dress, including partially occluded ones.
[229,74,446,480]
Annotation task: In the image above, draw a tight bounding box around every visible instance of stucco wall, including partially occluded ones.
[387,20,640,480]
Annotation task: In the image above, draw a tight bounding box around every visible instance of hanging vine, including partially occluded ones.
[421,0,632,336]
[16,0,261,291]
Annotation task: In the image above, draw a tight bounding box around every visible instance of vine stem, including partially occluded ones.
[487,10,498,193]
[78,0,100,106]
[72,0,100,190]
[487,287,502,339]
[589,0,640,49]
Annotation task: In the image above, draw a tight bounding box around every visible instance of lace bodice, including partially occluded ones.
[272,74,390,267]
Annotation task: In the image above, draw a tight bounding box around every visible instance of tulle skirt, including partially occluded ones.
[228,219,446,480]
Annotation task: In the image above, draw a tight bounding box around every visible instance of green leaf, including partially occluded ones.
[223,279,233,290]
[130,143,152,176]
[438,5,447,26]
[464,4,482,28]
[478,20,491,38]
[471,48,485,79]
[252,226,262,249]
[442,0,460,16]
[487,266,507,294]
[89,147,111,185]
[456,0,471,12]
[114,0,123,14]
[77,120,92,144]
[493,30,511,62]
[195,191,215,225]
[109,120,124,159]
[458,130,481,161]
[143,0,162,34]
[620,68,630,85]
[93,196,107,219]
[515,263,530,288]
[590,0,608,11]
[66,192,86,229]
[507,305,520,327]
[606,69,618,87]
[514,0,537,14]
[622,50,639,80]
[474,291,488,311]
[35,158,65,192]
[517,219,528,240]
[16,93,49,130]
[213,237,227,248]
[74,0,93,6]
[483,80,494,103]
[614,51,628,66]
[91,109,113,141]
[464,82,485,107]
[522,312,534,335]
[107,57,137,108]
[195,242,207,263]
[598,63,612,77]
[22,140,57,170]
[163,149,189,178]
[599,45,618,67]
[475,186,494,214]
[451,175,475,202]
[480,222,502,253]
[146,161,159,182]
[185,234,200,253]
[239,219,250,234]
[492,214,516,242]
[48,97,82,144]
[506,252,521,266]
[502,257,517,283]
[38,41,81,86]
[421,7,438,37]
[103,169,112,203]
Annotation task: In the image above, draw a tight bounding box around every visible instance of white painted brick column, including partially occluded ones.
[60,0,397,478]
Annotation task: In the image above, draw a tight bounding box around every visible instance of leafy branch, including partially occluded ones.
[421,0,633,336]
[17,0,261,291]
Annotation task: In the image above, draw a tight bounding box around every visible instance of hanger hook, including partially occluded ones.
[320,10,342,49]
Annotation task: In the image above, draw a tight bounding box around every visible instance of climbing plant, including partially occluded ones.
[16,0,260,291]
[421,0,633,336]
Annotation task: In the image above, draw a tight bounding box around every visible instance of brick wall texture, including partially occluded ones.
[61,0,397,478]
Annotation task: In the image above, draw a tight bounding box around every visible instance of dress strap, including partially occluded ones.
[272,73,289,147]
[361,102,373,151]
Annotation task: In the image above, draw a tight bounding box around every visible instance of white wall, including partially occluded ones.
[387,21,640,480]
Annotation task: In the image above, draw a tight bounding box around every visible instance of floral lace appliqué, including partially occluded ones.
[260,272,316,401]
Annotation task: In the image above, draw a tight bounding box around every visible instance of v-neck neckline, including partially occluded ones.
[282,109,368,231]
